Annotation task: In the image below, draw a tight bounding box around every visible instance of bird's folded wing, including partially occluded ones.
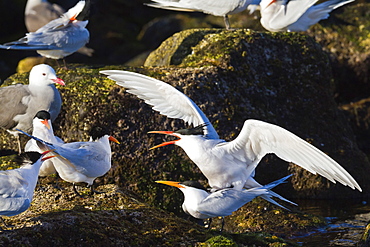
[198,188,267,217]
[100,70,219,139]
[222,119,362,191]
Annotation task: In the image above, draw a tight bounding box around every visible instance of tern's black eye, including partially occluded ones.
[42,73,46,76]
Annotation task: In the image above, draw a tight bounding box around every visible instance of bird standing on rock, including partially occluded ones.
[0,151,54,230]
[156,174,294,231]
[100,70,362,194]
[0,0,90,61]
[18,126,120,197]
[145,0,260,30]
[24,0,94,57]
[25,110,64,177]
[0,64,64,153]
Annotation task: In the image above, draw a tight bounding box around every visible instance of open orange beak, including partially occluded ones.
[148,131,180,150]
[41,155,56,161]
[41,119,51,130]
[108,136,120,144]
[267,0,277,7]
[155,181,185,188]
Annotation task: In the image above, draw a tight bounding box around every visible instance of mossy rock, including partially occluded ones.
[307,2,370,103]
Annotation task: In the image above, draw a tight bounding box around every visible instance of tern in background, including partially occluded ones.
[259,0,354,32]
[0,151,54,230]
[146,0,261,30]
[0,64,64,153]
[157,174,294,231]
[24,0,94,57]
[0,0,90,60]
[25,110,64,177]
[100,70,362,193]
[18,127,120,197]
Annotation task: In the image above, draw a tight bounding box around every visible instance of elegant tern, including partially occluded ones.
[17,127,120,196]
[24,110,64,177]
[145,0,261,30]
[0,64,64,153]
[24,0,94,57]
[100,70,362,193]
[260,0,354,32]
[0,151,54,230]
[0,0,90,60]
[157,174,294,230]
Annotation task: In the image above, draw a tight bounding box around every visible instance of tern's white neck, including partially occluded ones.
[180,186,209,219]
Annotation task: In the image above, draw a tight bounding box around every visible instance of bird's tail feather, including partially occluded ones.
[253,174,297,210]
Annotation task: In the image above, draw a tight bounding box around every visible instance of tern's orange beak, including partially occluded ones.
[148,131,180,150]
[51,77,65,86]
[70,14,77,22]
[41,155,56,161]
[108,136,120,144]
[41,119,51,130]
[267,0,277,7]
[155,181,185,188]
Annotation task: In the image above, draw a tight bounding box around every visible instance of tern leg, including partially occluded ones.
[220,217,225,232]
[89,184,104,196]
[72,183,83,198]
[16,135,22,154]
[224,15,231,30]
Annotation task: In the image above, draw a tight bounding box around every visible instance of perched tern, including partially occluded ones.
[0,64,64,153]
[260,0,354,32]
[17,127,120,197]
[100,70,362,193]
[0,0,90,60]
[24,0,94,57]
[25,110,64,177]
[0,151,54,230]
[145,0,261,30]
[157,174,293,231]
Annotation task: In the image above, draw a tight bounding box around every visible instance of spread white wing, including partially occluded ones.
[223,119,362,191]
[100,70,219,139]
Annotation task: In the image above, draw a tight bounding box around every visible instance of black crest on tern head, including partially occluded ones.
[89,126,109,141]
[14,152,42,165]
[182,181,207,191]
[35,110,51,120]
[175,123,208,136]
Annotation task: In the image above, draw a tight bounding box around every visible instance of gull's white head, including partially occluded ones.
[29,64,65,86]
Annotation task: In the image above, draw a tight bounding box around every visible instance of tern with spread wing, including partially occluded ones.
[260,0,354,32]
[0,64,64,153]
[0,151,54,230]
[157,174,293,231]
[18,127,120,196]
[100,70,362,193]
[0,0,90,60]
[146,0,260,30]
[25,110,64,177]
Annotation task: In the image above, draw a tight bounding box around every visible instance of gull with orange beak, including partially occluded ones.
[156,175,294,231]
[18,126,120,197]
[25,110,65,177]
[0,0,90,60]
[100,70,362,195]
[259,0,354,32]
[0,151,55,230]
